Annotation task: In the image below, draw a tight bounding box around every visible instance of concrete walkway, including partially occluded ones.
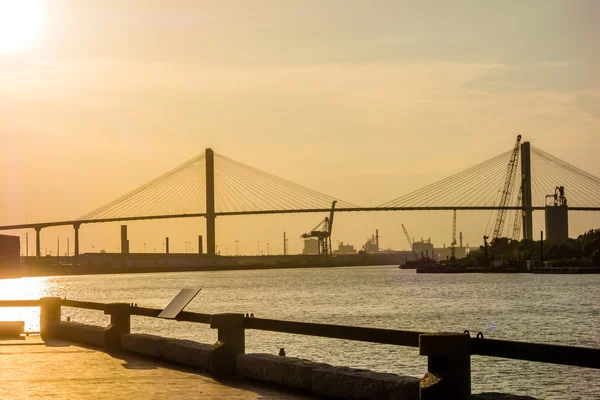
[0,337,324,399]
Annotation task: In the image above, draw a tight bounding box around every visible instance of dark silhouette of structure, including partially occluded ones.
[300,201,337,255]
[0,234,20,275]
[1,139,600,260]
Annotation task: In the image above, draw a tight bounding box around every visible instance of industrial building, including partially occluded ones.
[545,186,569,246]
[302,239,320,255]
[0,234,20,276]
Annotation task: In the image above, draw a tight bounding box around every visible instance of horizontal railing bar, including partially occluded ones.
[0,299,41,307]
[244,317,422,347]
[471,338,600,369]
[129,306,211,324]
[61,299,107,311]
[129,306,161,318]
[3,298,599,369]
[175,311,211,324]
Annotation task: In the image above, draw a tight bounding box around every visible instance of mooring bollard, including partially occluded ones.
[104,303,131,352]
[40,297,62,340]
[419,332,471,400]
[210,313,245,377]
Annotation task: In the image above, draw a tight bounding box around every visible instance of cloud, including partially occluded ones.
[462,62,599,94]
[574,92,600,119]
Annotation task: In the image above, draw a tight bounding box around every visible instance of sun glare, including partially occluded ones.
[0,0,44,54]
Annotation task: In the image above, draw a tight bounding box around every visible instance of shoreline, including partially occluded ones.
[415,266,600,274]
[1,261,390,279]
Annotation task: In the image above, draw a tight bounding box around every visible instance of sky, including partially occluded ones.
[1,1,600,256]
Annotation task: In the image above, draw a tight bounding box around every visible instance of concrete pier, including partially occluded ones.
[0,337,318,400]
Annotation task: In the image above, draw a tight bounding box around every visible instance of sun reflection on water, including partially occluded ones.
[0,276,49,300]
[0,277,50,332]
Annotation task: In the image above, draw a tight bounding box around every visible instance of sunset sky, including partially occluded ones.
[1,1,599,255]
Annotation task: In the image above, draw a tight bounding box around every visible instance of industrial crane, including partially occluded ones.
[511,184,523,240]
[401,224,418,260]
[300,201,337,256]
[492,135,522,240]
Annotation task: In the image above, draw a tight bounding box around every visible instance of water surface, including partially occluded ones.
[1,266,598,399]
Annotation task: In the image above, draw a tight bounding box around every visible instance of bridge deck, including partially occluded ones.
[0,337,321,400]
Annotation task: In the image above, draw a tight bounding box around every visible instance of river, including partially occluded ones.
[1,266,598,399]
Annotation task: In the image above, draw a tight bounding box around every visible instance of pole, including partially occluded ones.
[198,235,203,255]
[67,237,69,258]
[205,148,216,256]
[283,232,287,255]
[521,141,533,240]
[166,237,170,254]
[540,230,544,266]
[26,232,29,257]
[57,237,60,262]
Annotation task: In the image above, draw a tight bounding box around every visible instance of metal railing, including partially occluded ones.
[1,298,598,399]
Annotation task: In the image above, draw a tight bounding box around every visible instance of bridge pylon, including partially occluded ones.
[521,141,533,240]
[35,227,41,258]
[206,148,216,256]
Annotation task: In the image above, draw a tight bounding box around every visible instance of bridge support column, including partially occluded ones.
[73,223,80,264]
[206,148,216,256]
[521,142,533,240]
[35,227,41,258]
[120,225,128,255]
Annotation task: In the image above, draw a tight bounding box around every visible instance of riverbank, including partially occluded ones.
[415,266,600,274]
[2,259,391,279]
[1,251,417,279]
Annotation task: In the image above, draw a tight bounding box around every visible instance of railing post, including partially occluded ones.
[210,313,245,377]
[40,297,62,340]
[419,333,471,400]
[104,303,131,352]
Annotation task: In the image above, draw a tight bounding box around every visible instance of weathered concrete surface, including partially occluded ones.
[162,338,214,370]
[312,366,420,400]
[471,393,538,400]
[0,337,324,399]
[238,353,331,390]
[51,321,105,348]
[121,333,166,357]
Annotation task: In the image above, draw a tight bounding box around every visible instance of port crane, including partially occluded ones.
[492,135,522,240]
[300,201,337,256]
[511,185,523,240]
[401,224,418,260]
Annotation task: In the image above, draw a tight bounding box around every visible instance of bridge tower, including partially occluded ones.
[35,227,41,258]
[520,141,533,240]
[73,223,80,264]
[205,148,216,256]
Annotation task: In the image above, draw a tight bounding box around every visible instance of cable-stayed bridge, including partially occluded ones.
[2,138,600,258]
